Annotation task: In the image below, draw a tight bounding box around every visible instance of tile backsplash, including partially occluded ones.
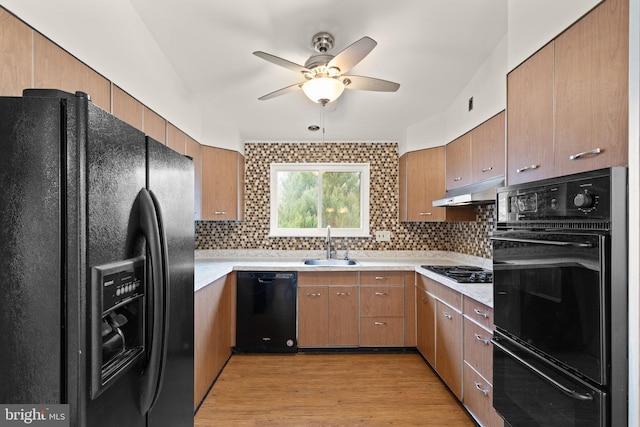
[195,142,495,259]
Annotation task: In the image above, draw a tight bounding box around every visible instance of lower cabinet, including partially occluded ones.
[435,299,463,399]
[416,286,435,363]
[298,272,359,348]
[194,273,234,409]
[360,272,406,347]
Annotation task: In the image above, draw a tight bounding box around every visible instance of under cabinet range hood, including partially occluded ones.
[432,176,504,207]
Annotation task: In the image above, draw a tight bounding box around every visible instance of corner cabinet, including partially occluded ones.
[399,148,475,222]
[201,146,245,221]
[507,0,628,185]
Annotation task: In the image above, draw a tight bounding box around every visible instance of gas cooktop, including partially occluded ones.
[421,265,493,284]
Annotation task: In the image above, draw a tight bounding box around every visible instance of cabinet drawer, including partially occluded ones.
[360,286,404,317]
[463,362,503,427]
[298,271,358,287]
[360,271,405,285]
[420,275,462,310]
[359,317,404,347]
[463,296,494,329]
[463,317,493,382]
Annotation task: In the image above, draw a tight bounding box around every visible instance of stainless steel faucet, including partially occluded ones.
[326,225,331,259]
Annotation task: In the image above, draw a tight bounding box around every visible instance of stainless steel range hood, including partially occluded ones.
[432,176,504,207]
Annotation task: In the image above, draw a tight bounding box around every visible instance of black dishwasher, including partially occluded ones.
[235,271,297,353]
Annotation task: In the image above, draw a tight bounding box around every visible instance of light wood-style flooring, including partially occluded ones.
[194,353,475,426]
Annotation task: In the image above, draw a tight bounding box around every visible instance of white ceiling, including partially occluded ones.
[127,0,508,142]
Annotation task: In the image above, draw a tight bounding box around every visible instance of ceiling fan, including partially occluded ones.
[254,32,400,105]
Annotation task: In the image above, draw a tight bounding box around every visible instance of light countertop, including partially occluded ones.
[194,250,494,307]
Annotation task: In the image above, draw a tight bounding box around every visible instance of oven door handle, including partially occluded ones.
[490,236,592,248]
[491,338,594,402]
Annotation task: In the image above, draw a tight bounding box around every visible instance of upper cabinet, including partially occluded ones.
[445,134,471,190]
[446,112,505,189]
[186,136,202,220]
[554,0,628,176]
[166,123,187,155]
[471,111,505,182]
[143,106,166,144]
[399,147,475,222]
[0,9,32,96]
[507,0,628,185]
[201,146,245,221]
[112,85,144,132]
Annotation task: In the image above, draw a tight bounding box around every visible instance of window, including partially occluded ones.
[270,163,370,237]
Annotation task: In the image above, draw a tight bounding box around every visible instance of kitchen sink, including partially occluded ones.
[303,259,359,266]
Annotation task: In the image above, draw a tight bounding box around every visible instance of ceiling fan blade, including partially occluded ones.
[258,82,305,100]
[253,51,310,74]
[327,37,377,74]
[341,75,400,92]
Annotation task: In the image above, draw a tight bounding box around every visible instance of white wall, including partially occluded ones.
[0,0,204,145]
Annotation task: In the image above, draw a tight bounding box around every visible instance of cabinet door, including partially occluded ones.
[112,85,143,132]
[416,287,435,364]
[328,286,359,346]
[201,146,239,220]
[166,123,186,154]
[435,300,462,399]
[463,362,503,427]
[0,9,32,96]
[446,133,472,189]
[297,286,328,347]
[506,42,555,185]
[143,106,167,144]
[472,111,505,182]
[554,0,628,175]
[406,147,446,221]
[185,136,202,220]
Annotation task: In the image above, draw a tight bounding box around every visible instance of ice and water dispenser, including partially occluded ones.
[90,256,146,399]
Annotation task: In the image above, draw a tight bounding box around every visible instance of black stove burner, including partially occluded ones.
[421,265,493,284]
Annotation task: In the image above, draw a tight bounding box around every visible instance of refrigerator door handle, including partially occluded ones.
[138,189,170,414]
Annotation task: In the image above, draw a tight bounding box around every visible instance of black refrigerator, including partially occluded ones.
[0,89,194,427]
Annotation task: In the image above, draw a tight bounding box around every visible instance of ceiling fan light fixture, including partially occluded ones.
[302,77,345,104]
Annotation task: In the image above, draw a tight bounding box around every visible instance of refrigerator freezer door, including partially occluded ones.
[146,138,195,427]
[0,97,64,404]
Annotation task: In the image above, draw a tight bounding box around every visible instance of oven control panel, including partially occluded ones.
[497,171,611,222]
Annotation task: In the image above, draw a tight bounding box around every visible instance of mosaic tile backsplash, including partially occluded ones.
[195,142,495,259]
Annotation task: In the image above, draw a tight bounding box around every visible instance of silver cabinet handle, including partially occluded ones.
[442,311,452,319]
[475,334,490,345]
[481,166,493,173]
[374,276,388,281]
[213,211,227,215]
[516,164,539,173]
[374,321,387,326]
[419,212,432,216]
[453,176,462,182]
[474,381,489,396]
[374,291,389,296]
[336,292,351,296]
[306,292,321,298]
[569,147,602,160]
[474,308,489,318]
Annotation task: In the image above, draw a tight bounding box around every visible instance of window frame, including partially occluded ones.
[269,162,370,238]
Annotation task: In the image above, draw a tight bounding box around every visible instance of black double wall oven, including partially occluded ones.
[491,167,628,427]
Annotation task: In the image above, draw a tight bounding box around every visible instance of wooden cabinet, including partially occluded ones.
[471,111,505,182]
[0,9,32,96]
[112,85,143,131]
[360,271,405,347]
[143,106,166,144]
[445,133,472,189]
[507,0,628,185]
[166,123,187,154]
[201,146,245,221]
[298,272,359,348]
[185,136,202,220]
[417,275,463,399]
[194,273,234,409]
[33,33,111,111]
[462,297,503,427]
[554,0,628,176]
[416,285,435,364]
[399,148,475,222]
[507,42,555,185]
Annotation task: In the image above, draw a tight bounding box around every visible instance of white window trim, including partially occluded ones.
[270,163,370,238]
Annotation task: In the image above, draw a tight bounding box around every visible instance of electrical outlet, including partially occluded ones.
[375,230,391,242]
